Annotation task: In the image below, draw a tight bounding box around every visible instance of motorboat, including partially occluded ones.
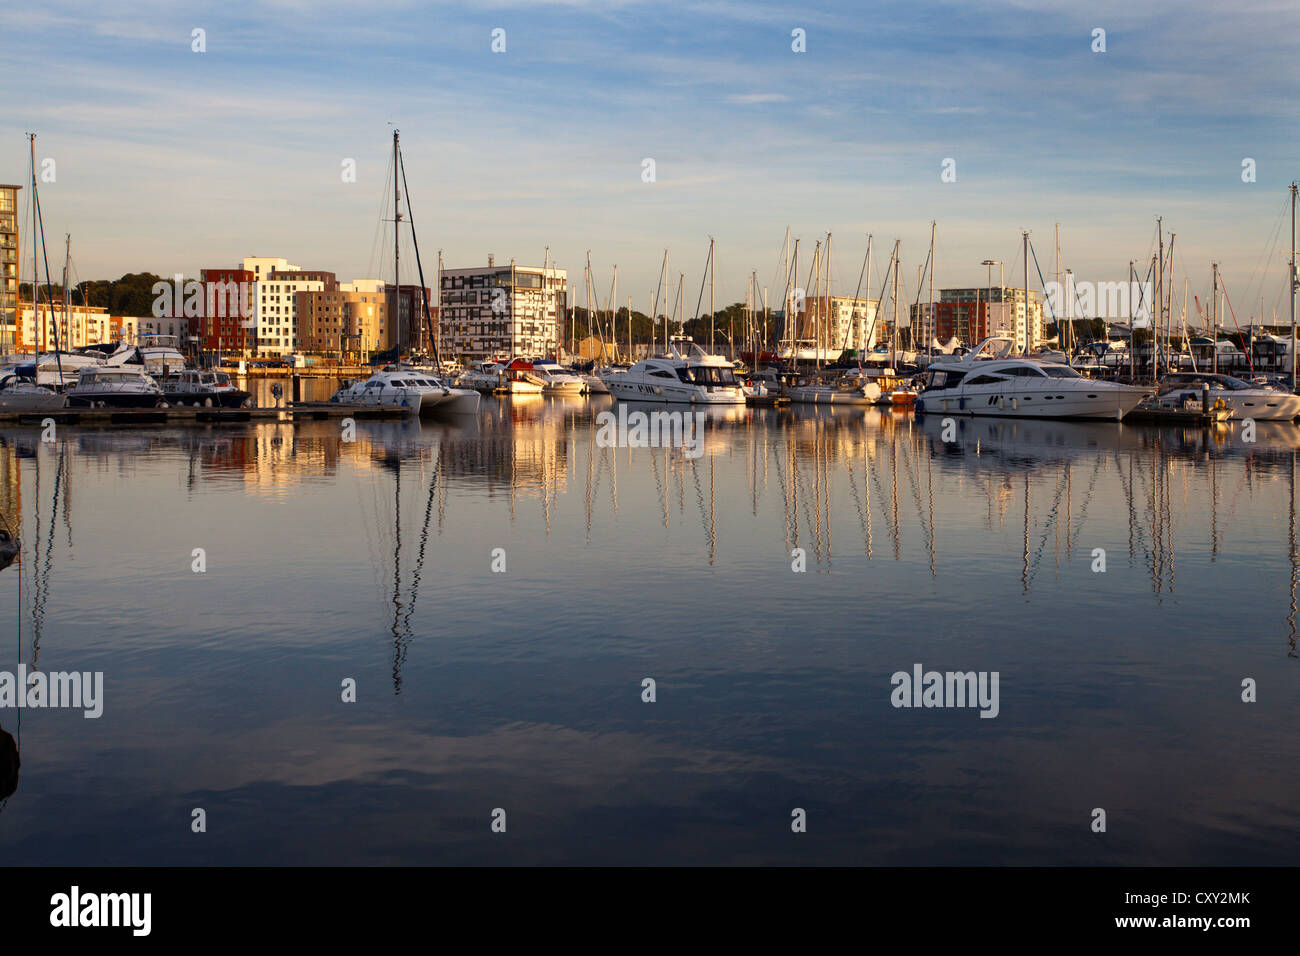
[915,336,1150,420]
[606,337,746,404]
[786,371,882,405]
[457,362,509,394]
[64,366,164,408]
[1157,372,1300,421]
[329,366,480,415]
[159,369,251,408]
[135,333,189,375]
[494,361,544,394]
[582,372,611,395]
[0,367,65,411]
[502,359,563,394]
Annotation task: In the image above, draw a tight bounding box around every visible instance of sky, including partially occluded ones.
[2,0,1299,326]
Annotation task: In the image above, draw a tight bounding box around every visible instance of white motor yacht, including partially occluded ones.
[916,336,1150,421]
[1158,372,1300,421]
[65,366,163,408]
[607,337,745,404]
[331,367,480,415]
[135,333,189,375]
[457,362,508,394]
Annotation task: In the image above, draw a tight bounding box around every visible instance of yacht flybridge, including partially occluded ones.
[915,337,1150,421]
[607,337,746,404]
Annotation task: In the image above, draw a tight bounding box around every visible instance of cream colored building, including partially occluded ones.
[797,295,879,352]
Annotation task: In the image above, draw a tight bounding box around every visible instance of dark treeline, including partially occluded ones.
[571,301,769,345]
[19,273,186,317]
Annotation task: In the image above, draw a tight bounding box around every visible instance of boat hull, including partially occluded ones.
[916,383,1148,420]
[66,393,162,409]
[608,378,744,404]
[0,392,65,411]
[162,389,249,408]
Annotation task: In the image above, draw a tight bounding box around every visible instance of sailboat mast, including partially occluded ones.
[865,236,871,353]
[708,236,715,354]
[1159,218,1170,374]
[1212,262,1219,375]
[790,239,799,357]
[1165,233,1176,375]
[62,233,70,351]
[1291,182,1297,389]
[1022,231,1029,355]
[1054,223,1062,354]
[927,222,935,355]
[393,129,400,353]
[892,239,900,367]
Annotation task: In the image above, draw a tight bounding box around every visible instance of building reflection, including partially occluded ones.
[2,398,1299,664]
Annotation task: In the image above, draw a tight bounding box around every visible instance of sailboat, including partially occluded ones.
[330,130,479,415]
[3,136,68,409]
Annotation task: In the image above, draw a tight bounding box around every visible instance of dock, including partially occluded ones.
[1124,406,1231,425]
[0,403,414,427]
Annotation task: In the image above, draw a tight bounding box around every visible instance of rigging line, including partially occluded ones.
[840,235,870,356]
[691,239,711,323]
[32,162,64,374]
[366,152,396,283]
[1027,239,1056,323]
[862,244,897,350]
[1216,276,1256,374]
[398,149,442,366]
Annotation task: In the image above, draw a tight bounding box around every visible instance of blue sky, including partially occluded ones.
[2,0,1298,324]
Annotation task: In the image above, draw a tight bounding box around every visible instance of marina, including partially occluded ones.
[1,0,1297,906]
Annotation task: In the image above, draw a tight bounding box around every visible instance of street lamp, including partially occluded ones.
[981,259,1004,340]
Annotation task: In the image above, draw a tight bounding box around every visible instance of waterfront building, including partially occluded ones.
[0,184,18,352]
[440,257,567,362]
[795,295,879,353]
[930,287,1045,350]
[200,268,255,353]
[259,266,336,356]
[299,285,390,357]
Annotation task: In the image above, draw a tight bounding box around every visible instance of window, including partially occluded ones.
[964,374,1007,386]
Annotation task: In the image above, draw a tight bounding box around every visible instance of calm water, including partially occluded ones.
[0,392,1297,865]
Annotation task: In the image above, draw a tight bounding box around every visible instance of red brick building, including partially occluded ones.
[200,268,255,353]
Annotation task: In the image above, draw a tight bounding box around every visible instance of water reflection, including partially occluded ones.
[1,396,1298,864]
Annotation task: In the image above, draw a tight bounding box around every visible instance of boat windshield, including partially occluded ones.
[923,369,965,390]
[1169,374,1252,391]
[1040,366,1082,378]
[680,365,738,386]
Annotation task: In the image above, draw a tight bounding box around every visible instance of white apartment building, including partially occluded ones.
[799,296,880,352]
[439,259,567,361]
[239,257,336,356]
